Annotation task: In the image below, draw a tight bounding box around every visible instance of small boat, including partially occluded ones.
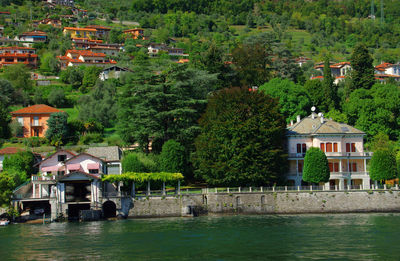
[0,219,9,226]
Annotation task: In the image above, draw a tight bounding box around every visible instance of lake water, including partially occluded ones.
[1,213,400,260]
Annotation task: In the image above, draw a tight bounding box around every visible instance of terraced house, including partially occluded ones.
[63,27,97,40]
[57,49,116,69]
[0,46,38,68]
[286,110,372,189]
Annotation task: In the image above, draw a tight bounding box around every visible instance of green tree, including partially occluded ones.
[3,64,33,92]
[82,66,102,89]
[0,79,15,106]
[321,56,336,111]
[60,66,84,89]
[231,42,271,87]
[122,153,147,173]
[0,171,16,206]
[78,80,118,128]
[45,112,69,146]
[259,78,311,123]
[3,151,35,176]
[349,43,375,92]
[0,99,10,139]
[160,139,186,174]
[40,52,60,74]
[370,149,397,183]
[48,88,67,108]
[302,147,330,184]
[117,64,217,152]
[193,87,287,186]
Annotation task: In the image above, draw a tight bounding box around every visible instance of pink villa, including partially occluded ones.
[286,110,372,189]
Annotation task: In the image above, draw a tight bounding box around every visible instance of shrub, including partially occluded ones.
[122,153,147,173]
[79,133,104,145]
[302,147,330,184]
[160,139,186,174]
[23,137,48,147]
[370,149,397,183]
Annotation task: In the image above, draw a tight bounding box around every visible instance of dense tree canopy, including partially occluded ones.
[259,78,311,123]
[193,87,287,186]
[370,149,397,183]
[117,64,217,152]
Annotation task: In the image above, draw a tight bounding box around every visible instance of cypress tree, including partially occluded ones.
[349,43,375,92]
[302,147,330,184]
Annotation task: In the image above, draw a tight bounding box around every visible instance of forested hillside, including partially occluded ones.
[0,0,399,186]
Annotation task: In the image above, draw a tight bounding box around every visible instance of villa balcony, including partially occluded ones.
[288,152,373,159]
[30,122,43,127]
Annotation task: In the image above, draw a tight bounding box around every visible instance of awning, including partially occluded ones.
[67,163,82,171]
[41,166,59,172]
[87,162,100,169]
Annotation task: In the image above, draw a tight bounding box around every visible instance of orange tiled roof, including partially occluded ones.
[66,49,106,57]
[21,30,47,36]
[11,104,62,115]
[0,53,37,57]
[0,147,22,155]
[311,76,324,80]
[124,28,144,32]
[375,62,393,69]
[85,25,111,30]
[64,27,97,32]
[0,46,35,50]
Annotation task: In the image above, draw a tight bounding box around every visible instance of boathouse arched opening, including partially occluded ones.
[103,201,116,218]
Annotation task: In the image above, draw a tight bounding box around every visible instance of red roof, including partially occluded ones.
[85,25,111,30]
[0,147,22,155]
[20,30,47,36]
[0,46,35,50]
[11,104,62,115]
[311,76,324,80]
[66,49,106,57]
[0,53,37,58]
[64,27,97,32]
[124,28,144,33]
[375,62,393,69]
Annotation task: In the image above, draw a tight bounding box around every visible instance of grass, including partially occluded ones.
[61,107,79,121]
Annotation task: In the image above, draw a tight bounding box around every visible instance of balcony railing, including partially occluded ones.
[31,175,57,181]
[30,122,43,127]
[288,152,373,158]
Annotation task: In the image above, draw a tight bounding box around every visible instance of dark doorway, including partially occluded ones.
[103,201,116,218]
[65,182,91,202]
[68,203,90,220]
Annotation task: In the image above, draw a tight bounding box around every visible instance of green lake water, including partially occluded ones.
[1,213,400,260]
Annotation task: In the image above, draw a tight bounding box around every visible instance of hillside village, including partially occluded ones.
[0,0,399,221]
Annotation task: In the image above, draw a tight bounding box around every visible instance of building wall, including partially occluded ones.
[11,113,51,138]
[66,154,103,173]
[39,151,75,173]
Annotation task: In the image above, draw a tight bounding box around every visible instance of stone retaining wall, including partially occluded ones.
[129,190,400,217]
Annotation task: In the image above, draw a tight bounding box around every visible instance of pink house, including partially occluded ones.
[286,111,372,189]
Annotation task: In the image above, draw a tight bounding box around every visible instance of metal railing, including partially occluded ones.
[288,152,373,158]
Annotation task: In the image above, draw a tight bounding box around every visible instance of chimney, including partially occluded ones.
[320,116,324,123]
[311,112,316,119]
[290,120,294,126]
[296,115,301,123]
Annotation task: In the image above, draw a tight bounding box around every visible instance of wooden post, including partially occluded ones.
[162,182,166,196]
[131,182,135,197]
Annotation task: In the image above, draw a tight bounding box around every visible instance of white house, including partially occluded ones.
[286,110,372,189]
[99,66,132,81]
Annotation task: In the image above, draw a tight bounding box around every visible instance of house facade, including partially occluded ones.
[374,62,400,82]
[63,27,97,40]
[85,25,111,39]
[18,30,47,46]
[0,46,38,68]
[13,148,122,220]
[148,43,187,57]
[124,28,145,39]
[58,49,116,69]
[286,112,372,189]
[10,104,62,138]
[99,65,131,81]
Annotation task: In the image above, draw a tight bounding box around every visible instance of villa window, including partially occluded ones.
[320,143,325,152]
[348,163,357,172]
[298,162,303,173]
[346,143,356,152]
[329,163,339,172]
[58,154,66,162]
[326,143,332,152]
[297,143,307,154]
[89,169,99,174]
[333,143,338,152]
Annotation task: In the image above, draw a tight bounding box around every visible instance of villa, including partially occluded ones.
[63,27,97,40]
[0,46,38,68]
[57,49,117,69]
[286,110,372,189]
[10,104,62,138]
